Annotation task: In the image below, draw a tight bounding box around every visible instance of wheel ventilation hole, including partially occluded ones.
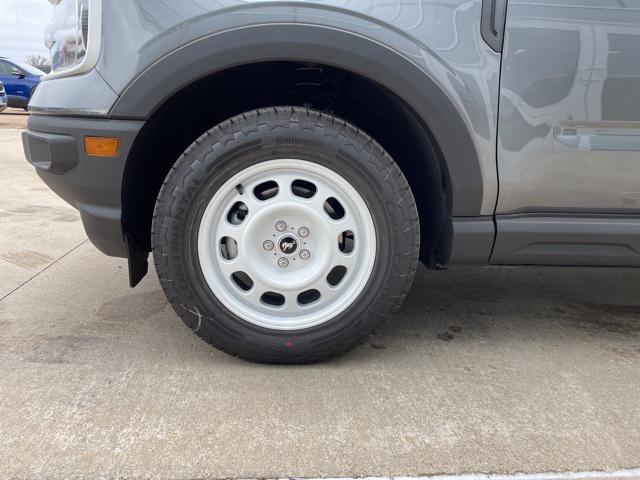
[327,266,347,286]
[253,181,279,201]
[297,289,321,305]
[220,237,238,260]
[227,201,248,225]
[323,197,345,220]
[231,271,253,291]
[338,230,355,254]
[261,291,285,307]
[292,179,317,199]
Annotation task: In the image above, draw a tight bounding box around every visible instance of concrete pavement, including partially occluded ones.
[1,125,640,479]
[0,119,85,300]
[0,108,29,129]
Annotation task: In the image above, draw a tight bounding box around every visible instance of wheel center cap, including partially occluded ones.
[279,236,298,255]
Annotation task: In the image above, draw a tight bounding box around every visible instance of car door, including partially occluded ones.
[0,60,18,98]
[492,0,640,265]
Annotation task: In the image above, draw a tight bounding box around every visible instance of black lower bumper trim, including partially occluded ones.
[22,114,144,258]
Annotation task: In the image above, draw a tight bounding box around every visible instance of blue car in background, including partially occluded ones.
[0,57,43,110]
[0,81,7,113]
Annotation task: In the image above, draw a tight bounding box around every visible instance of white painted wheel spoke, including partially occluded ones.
[217,257,250,277]
[274,174,300,202]
[242,194,264,213]
[243,277,271,303]
[308,185,335,211]
[329,214,358,238]
[216,221,247,241]
[281,291,302,313]
[312,277,341,303]
[334,252,359,270]
[197,159,376,330]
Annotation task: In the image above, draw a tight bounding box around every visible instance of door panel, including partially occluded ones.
[0,60,18,97]
[497,0,640,214]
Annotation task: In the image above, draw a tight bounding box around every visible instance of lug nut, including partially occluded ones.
[278,257,289,268]
[298,227,309,238]
[263,240,274,251]
[275,221,287,232]
[299,249,310,260]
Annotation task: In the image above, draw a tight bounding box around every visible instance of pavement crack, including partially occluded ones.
[0,239,88,304]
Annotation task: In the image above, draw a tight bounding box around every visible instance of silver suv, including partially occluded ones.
[22,0,640,363]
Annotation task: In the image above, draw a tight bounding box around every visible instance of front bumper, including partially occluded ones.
[0,95,7,112]
[22,114,144,257]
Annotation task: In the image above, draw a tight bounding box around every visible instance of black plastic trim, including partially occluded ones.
[481,0,508,52]
[23,130,78,174]
[125,234,149,287]
[110,23,485,216]
[491,214,640,266]
[448,216,495,265]
[7,95,29,109]
[23,114,144,258]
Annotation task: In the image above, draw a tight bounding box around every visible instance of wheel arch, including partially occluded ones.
[117,24,487,282]
[113,23,484,215]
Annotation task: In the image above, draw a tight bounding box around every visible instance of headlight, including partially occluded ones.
[45,0,90,75]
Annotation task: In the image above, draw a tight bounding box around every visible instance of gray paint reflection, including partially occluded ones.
[498,0,640,213]
[98,0,501,215]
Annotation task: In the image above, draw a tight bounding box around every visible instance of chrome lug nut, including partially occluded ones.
[275,221,287,232]
[278,257,289,268]
[263,240,274,251]
[298,227,309,238]
[299,249,310,260]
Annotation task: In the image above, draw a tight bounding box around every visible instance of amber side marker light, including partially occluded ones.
[84,136,120,157]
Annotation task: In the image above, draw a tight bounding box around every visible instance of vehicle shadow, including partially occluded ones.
[114,262,640,367]
[353,263,640,362]
[80,261,640,368]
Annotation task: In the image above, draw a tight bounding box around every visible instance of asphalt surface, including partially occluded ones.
[1,122,640,479]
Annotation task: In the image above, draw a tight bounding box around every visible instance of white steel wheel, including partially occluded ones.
[197,159,376,330]
[153,107,419,364]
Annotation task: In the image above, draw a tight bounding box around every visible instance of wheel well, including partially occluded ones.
[122,61,453,267]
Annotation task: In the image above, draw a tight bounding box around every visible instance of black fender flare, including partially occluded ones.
[110,23,484,216]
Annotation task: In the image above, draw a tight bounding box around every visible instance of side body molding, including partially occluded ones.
[108,23,490,218]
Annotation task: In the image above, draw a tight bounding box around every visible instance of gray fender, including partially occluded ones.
[110,23,483,216]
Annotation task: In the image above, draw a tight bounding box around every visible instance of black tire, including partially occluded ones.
[152,107,419,363]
